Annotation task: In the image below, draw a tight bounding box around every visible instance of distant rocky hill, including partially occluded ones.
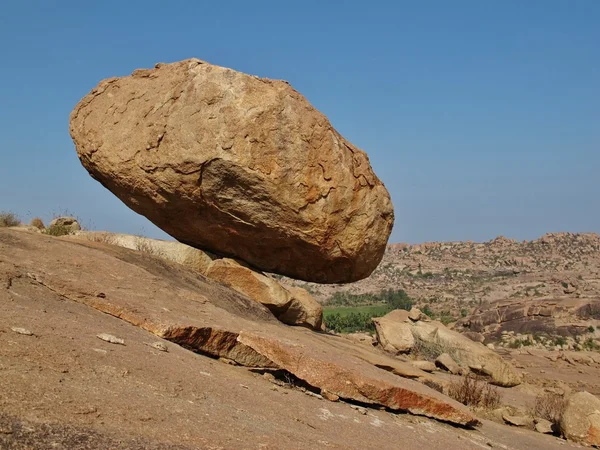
[284,232,600,347]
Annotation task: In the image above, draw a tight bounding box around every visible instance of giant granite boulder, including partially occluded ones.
[69,58,394,283]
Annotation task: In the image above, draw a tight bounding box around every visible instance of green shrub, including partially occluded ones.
[0,212,20,227]
[324,311,378,334]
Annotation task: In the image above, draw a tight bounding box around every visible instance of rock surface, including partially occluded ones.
[0,228,586,449]
[205,258,323,329]
[0,229,477,428]
[409,319,522,387]
[69,58,394,283]
[71,232,323,330]
[373,309,522,386]
[372,309,414,353]
[435,353,461,375]
[560,391,600,446]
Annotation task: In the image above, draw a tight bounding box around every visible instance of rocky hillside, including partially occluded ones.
[285,233,600,346]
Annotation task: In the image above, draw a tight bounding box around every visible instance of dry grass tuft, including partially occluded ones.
[531,391,565,426]
[30,217,45,230]
[448,374,501,410]
[134,235,164,258]
[0,212,20,227]
[44,224,71,236]
[86,232,116,245]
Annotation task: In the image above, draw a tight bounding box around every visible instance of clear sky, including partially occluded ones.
[0,1,598,244]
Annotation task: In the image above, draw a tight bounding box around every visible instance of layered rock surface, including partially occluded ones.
[69,58,394,283]
[0,229,476,427]
[373,309,522,387]
[69,231,323,330]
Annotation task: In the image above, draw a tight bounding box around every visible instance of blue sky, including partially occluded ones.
[0,1,598,244]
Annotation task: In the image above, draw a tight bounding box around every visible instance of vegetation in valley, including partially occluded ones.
[323,288,413,333]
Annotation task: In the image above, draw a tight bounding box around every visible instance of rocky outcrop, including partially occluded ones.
[373,309,522,387]
[69,58,394,283]
[435,353,460,374]
[70,232,323,330]
[206,258,323,330]
[455,297,600,349]
[560,391,600,446]
[1,229,480,427]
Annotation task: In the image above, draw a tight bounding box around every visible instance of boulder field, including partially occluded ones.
[69,58,394,283]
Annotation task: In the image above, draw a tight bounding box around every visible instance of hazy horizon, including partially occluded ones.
[1,1,598,244]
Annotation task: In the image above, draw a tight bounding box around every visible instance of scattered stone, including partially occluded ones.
[96,333,125,345]
[10,327,33,336]
[372,310,414,353]
[320,390,340,402]
[147,342,168,352]
[502,413,532,428]
[534,418,554,434]
[70,58,394,283]
[350,405,368,415]
[435,353,461,375]
[410,360,437,373]
[560,391,600,446]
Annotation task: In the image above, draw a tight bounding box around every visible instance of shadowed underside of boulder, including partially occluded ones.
[69,58,394,283]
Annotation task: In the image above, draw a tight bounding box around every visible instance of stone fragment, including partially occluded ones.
[96,333,125,345]
[435,353,461,375]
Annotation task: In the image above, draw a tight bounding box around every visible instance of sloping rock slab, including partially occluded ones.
[237,332,474,426]
[0,229,478,427]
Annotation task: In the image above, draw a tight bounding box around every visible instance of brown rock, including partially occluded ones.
[278,286,323,330]
[560,391,600,446]
[435,353,461,375]
[502,413,533,428]
[205,258,322,330]
[69,58,394,283]
[373,309,414,353]
[411,321,522,387]
[534,418,554,434]
[410,360,437,373]
[0,229,479,428]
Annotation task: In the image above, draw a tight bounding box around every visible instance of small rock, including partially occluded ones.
[321,389,340,402]
[410,360,437,372]
[435,353,461,375]
[10,327,33,336]
[502,413,532,428]
[408,307,422,321]
[534,418,554,434]
[350,405,368,415]
[96,333,125,345]
[148,342,168,352]
[262,372,276,382]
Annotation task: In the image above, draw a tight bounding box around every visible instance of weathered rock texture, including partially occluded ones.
[560,391,600,446]
[373,309,414,353]
[69,232,323,329]
[373,309,522,387]
[69,58,394,283]
[0,229,478,428]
